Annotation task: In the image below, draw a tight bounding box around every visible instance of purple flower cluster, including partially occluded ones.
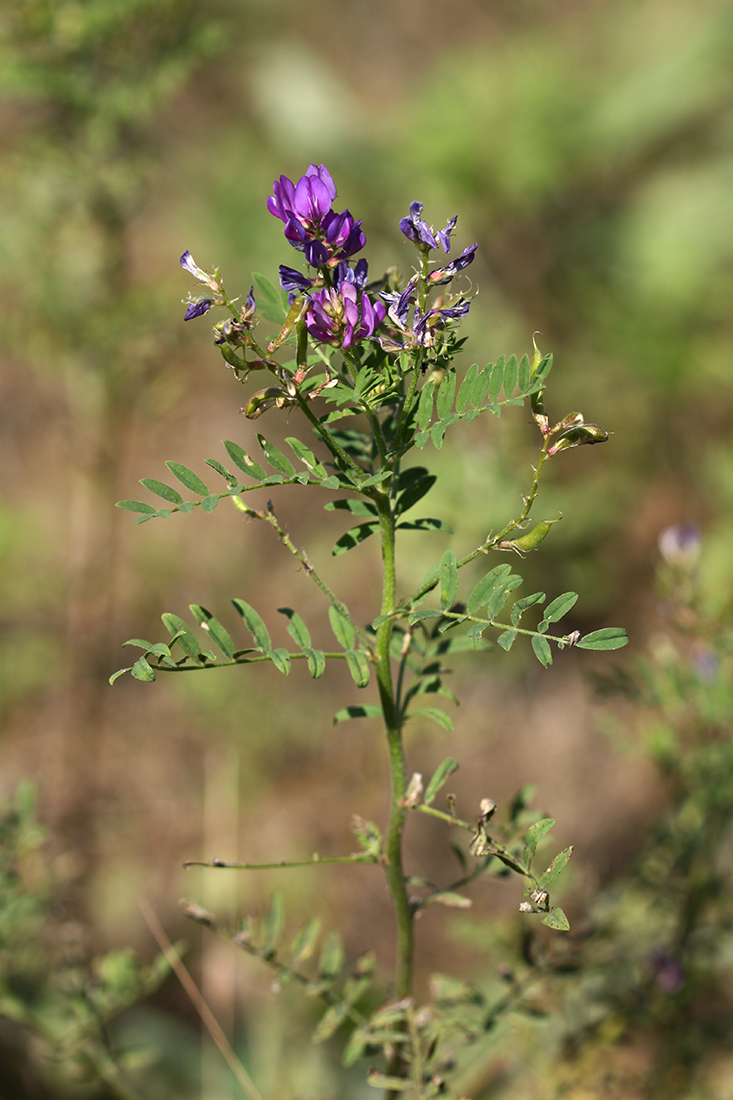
[306,261,386,350]
[380,280,471,352]
[267,165,366,269]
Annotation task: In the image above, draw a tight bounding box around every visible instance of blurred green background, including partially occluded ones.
[2,0,733,1096]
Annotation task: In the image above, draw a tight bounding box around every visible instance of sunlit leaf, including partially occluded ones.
[532,634,552,667]
[544,592,579,623]
[231,599,271,650]
[576,627,629,650]
[439,549,458,610]
[346,649,370,688]
[139,478,184,505]
[328,606,355,649]
[333,705,383,725]
[190,605,234,659]
[424,758,459,805]
[165,462,209,497]
[542,907,570,932]
[222,440,267,481]
[278,607,311,649]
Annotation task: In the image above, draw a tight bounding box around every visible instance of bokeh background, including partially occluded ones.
[2,0,733,1097]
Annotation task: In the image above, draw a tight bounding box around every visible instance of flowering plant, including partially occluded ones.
[114,165,627,1097]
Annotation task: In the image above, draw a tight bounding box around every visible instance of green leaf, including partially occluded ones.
[201,495,219,513]
[328,606,355,649]
[497,629,518,651]
[161,613,203,663]
[345,649,370,688]
[430,413,459,449]
[278,607,311,649]
[261,893,285,954]
[542,907,570,932]
[257,434,295,477]
[109,666,132,685]
[511,592,546,625]
[456,363,479,413]
[252,271,287,324]
[532,634,552,667]
[538,845,573,891]
[165,462,209,497]
[333,705,383,725]
[222,440,267,481]
[486,573,523,620]
[268,648,291,675]
[424,758,459,805]
[436,370,457,418]
[290,917,322,969]
[439,550,458,610]
[522,817,556,868]
[397,517,452,533]
[544,592,579,623]
[467,622,486,648]
[472,364,491,408]
[139,478,184,505]
[116,500,157,514]
[317,930,344,984]
[305,649,326,679]
[313,1003,348,1044]
[205,458,237,485]
[489,356,505,402]
[503,353,518,398]
[324,498,377,517]
[189,605,235,659]
[286,437,327,478]
[431,633,491,655]
[231,599,272,650]
[467,564,511,616]
[416,379,435,430]
[332,522,379,556]
[395,471,436,514]
[576,627,629,650]
[366,1071,411,1091]
[518,353,531,393]
[407,706,453,732]
[407,609,444,624]
[131,656,155,682]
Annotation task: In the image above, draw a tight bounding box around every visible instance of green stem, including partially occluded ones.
[372,490,414,1095]
[295,389,368,485]
[258,502,372,648]
[183,854,377,870]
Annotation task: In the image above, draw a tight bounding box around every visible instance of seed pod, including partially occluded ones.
[548,423,609,456]
[243,387,291,419]
[500,518,560,554]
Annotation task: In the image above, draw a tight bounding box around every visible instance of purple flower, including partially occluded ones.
[180,250,218,290]
[400,201,437,249]
[436,216,458,253]
[658,524,701,567]
[267,165,364,268]
[306,279,386,349]
[279,265,315,295]
[323,209,366,260]
[429,243,478,285]
[184,297,213,321]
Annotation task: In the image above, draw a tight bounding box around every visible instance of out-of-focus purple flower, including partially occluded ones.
[400,201,438,249]
[180,250,218,290]
[184,298,213,321]
[306,279,386,349]
[658,525,701,567]
[429,243,478,285]
[648,949,685,995]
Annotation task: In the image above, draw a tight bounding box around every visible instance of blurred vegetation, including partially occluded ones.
[2,0,733,1096]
